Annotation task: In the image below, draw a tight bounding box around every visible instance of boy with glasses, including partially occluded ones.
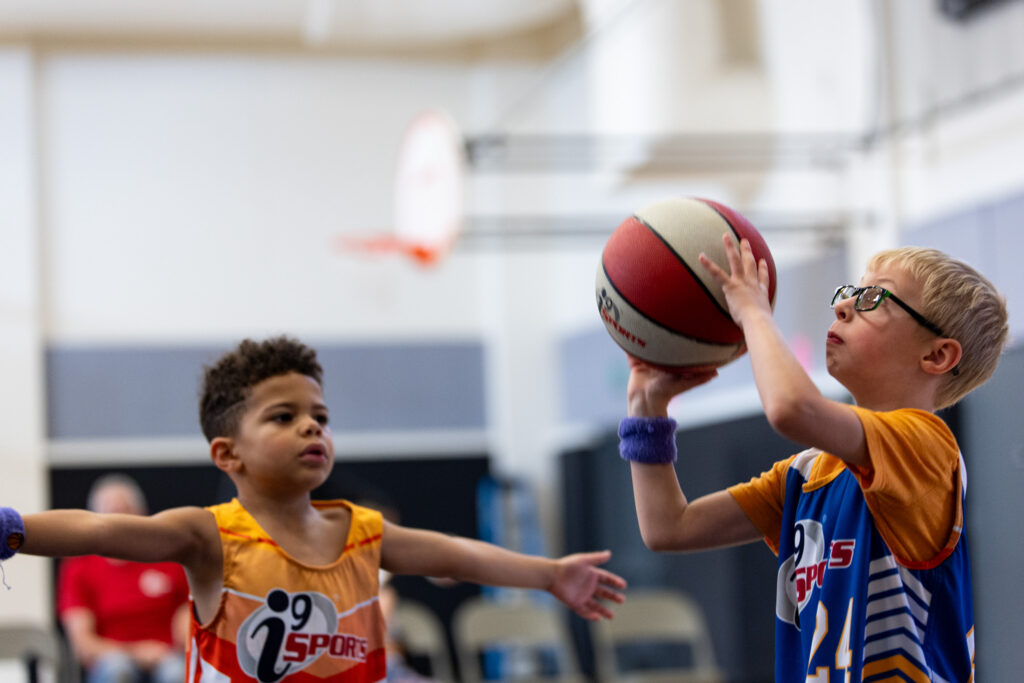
[618,237,1007,681]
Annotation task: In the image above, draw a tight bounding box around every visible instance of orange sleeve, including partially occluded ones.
[728,454,796,555]
[847,406,962,567]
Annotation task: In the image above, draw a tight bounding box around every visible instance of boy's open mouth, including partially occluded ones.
[300,444,327,461]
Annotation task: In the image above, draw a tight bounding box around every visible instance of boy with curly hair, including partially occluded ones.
[3,336,625,682]
[619,239,1007,681]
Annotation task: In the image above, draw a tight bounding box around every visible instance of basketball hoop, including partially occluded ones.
[336,108,465,266]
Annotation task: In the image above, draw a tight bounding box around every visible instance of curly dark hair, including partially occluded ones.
[199,336,323,442]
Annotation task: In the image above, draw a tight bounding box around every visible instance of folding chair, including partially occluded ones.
[0,624,65,683]
[392,600,455,681]
[452,596,585,683]
[591,589,724,683]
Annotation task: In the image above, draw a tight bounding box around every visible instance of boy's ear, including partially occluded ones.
[922,338,963,376]
[210,437,241,474]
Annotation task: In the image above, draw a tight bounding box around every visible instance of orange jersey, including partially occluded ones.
[729,407,962,566]
[186,499,387,683]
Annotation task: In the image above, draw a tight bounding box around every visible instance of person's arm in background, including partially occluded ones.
[56,557,126,668]
[60,608,129,669]
[126,569,192,669]
[56,556,185,671]
[171,602,190,648]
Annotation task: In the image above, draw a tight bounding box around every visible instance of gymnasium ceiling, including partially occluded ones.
[0,0,850,257]
[0,0,580,51]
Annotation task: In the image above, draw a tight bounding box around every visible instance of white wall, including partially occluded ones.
[0,47,50,625]
[41,53,497,344]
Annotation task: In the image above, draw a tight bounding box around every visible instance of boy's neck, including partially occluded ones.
[855,398,936,413]
[850,384,938,413]
[237,490,316,524]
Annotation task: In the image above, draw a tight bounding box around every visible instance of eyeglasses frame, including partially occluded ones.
[831,285,945,337]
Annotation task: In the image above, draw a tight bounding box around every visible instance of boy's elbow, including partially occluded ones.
[638,525,687,553]
[763,401,792,434]
[763,397,813,441]
[642,533,673,553]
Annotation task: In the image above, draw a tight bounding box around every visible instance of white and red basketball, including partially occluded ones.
[595,197,777,370]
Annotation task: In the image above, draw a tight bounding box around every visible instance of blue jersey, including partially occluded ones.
[731,408,975,682]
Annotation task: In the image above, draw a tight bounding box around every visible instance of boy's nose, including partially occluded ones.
[300,417,322,435]
[834,299,853,321]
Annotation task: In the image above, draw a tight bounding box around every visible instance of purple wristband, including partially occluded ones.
[0,507,25,560]
[618,417,678,464]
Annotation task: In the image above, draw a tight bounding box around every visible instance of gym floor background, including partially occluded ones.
[2,1,1023,680]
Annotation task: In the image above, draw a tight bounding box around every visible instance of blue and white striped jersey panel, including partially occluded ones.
[864,555,931,677]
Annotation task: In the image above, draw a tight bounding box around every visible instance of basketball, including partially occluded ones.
[595,197,777,370]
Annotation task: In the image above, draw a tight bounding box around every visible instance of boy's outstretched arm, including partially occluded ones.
[14,506,217,567]
[380,522,626,621]
[625,356,762,552]
[699,235,867,466]
[7,506,224,624]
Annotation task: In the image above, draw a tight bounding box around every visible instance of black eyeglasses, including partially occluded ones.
[831,285,945,337]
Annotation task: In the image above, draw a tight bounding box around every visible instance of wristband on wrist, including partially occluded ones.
[1,507,25,560]
[618,417,678,464]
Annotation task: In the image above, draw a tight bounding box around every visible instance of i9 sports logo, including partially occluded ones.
[596,287,620,324]
[236,588,367,682]
[776,520,855,630]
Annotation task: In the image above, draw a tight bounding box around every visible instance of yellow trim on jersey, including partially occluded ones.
[861,653,931,683]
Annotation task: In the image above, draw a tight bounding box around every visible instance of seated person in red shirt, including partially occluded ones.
[57,474,189,683]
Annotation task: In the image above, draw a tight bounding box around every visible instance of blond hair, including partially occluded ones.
[868,247,1009,409]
